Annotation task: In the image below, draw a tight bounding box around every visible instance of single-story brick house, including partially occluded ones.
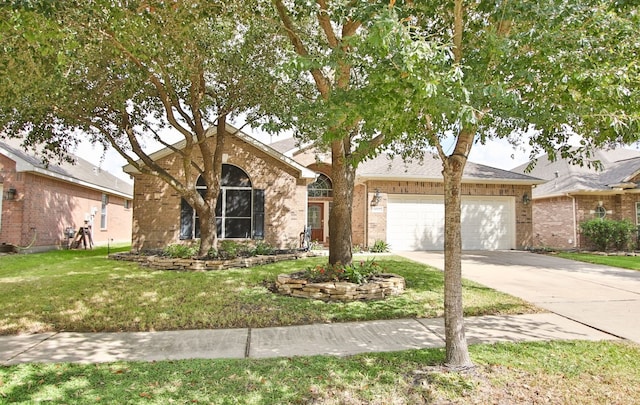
[0,139,133,252]
[125,126,543,252]
[512,148,640,250]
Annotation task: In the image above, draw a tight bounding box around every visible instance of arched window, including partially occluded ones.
[308,174,333,197]
[180,164,264,240]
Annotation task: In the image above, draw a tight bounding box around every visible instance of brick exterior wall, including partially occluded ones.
[131,136,309,252]
[0,154,132,251]
[533,192,640,250]
[532,196,576,249]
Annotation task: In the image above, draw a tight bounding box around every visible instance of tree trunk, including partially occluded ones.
[196,119,225,257]
[442,155,474,369]
[197,205,216,257]
[328,139,354,266]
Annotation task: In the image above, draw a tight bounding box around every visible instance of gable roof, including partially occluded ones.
[511,148,640,198]
[356,153,543,185]
[123,124,316,180]
[268,137,299,156]
[0,139,133,198]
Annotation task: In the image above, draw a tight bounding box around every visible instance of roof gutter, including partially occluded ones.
[356,174,545,186]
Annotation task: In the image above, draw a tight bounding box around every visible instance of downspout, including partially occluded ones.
[364,182,369,249]
[569,194,577,249]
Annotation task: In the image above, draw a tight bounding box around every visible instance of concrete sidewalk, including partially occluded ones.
[0,313,617,365]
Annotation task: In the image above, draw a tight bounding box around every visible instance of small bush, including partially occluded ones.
[303,259,383,284]
[252,241,275,255]
[163,243,199,258]
[580,218,636,251]
[217,240,252,259]
[370,239,390,253]
[164,241,275,260]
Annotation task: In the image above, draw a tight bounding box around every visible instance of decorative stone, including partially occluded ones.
[109,251,314,271]
[275,273,405,302]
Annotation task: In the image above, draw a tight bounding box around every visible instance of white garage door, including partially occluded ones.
[387,195,515,251]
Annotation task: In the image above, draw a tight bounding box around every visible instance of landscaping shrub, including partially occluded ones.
[252,241,275,255]
[303,259,383,284]
[580,218,636,251]
[163,243,199,258]
[217,240,252,259]
[370,239,390,253]
[163,240,275,259]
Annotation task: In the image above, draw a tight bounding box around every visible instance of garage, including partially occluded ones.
[386,195,516,251]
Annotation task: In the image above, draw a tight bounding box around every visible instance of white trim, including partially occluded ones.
[356,174,544,186]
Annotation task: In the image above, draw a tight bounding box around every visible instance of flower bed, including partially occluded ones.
[276,273,405,302]
[109,251,312,271]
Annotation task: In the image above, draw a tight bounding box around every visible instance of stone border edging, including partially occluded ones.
[276,273,405,302]
[109,251,313,271]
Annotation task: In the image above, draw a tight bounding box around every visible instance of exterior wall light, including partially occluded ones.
[522,192,530,205]
[6,187,16,200]
[371,188,382,206]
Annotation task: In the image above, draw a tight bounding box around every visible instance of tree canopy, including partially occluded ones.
[0,0,300,254]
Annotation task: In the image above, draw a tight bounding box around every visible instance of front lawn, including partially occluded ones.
[1,340,638,404]
[555,252,640,271]
[0,247,539,335]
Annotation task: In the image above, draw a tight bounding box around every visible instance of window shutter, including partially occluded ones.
[180,198,194,240]
[252,189,265,239]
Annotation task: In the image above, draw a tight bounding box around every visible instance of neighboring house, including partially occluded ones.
[126,126,542,253]
[0,140,133,252]
[511,148,640,250]
[273,140,543,251]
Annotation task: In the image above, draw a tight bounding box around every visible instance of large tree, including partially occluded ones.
[270,0,639,368]
[0,0,295,256]
[394,0,639,367]
[270,0,453,266]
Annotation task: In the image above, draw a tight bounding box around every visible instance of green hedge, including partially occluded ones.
[580,218,637,251]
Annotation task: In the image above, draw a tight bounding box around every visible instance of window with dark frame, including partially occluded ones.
[180,164,264,240]
[307,173,333,197]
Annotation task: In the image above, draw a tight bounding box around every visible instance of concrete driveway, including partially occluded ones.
[398,250,640,344]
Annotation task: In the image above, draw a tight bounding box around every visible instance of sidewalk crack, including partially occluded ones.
[245,328,251,358]
[2,332,60,366]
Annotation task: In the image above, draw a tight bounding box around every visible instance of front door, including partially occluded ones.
[307,203,324,243]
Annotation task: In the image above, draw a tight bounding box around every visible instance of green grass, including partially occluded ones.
[0,247,539,335]
[1,340,638,404]
[555,252,640,271]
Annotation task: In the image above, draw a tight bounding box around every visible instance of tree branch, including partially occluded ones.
[272,0,332,99]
